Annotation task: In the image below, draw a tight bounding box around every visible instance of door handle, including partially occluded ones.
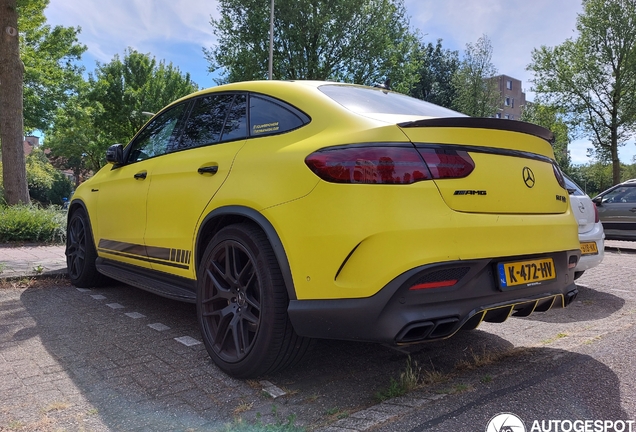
[198,166,219,175]
[630,208,636,213]
[134,171,147,180]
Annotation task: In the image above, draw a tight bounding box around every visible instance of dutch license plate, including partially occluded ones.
[498,258,556,289]
[580,241,599,255]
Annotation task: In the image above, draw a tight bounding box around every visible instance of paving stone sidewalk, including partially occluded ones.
[0,244,67,279]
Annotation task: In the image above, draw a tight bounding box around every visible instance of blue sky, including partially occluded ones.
[43,0,636,165]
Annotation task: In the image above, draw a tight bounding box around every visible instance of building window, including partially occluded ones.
[506,80,512,90]
[505,97,511,106]
[511,98,515,108]
[495,113,501,118]
[504,114,510,119]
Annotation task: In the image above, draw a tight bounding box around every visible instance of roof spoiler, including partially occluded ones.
[397,117,555,144]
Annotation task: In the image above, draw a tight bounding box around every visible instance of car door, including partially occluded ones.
[143,93,248,278]
[597,184,636,237]
[94,102,189,269]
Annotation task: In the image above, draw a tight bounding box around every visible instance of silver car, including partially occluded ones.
[593,179,636,241]
[565,175,605,279]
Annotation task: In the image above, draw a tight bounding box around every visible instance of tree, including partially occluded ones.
[25,147,73,205]
[205,0,421,92]
[90,49,199,146]
[0,0,29,204]
[528,0,636,185]
[521,103,571,171]
[0,0,85,205]
[451,35,500,117]
[45,82,104,183]
[409,39,459,109]
[45,49,199,175]
[19,0,85,132]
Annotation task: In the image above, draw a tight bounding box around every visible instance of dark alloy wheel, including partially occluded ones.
[197,223,309,378]
[66,208,100,287]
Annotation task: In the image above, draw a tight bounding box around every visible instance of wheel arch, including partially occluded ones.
[67,199,95,247]
[195,206,297,300]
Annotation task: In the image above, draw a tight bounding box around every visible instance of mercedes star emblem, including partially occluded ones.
[522,167,535,188]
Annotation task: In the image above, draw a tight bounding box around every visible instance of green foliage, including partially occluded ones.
[375,356,421,401]
[451,35,500,117]
[528,0,636,185]
[410,39,459,109]
[88,49,199,152]
[45,82,106,176]
[521,103,571,170]
[25,148,73,205]
[206,0,421,91]
[0,204,66,243]
[45,49,198,175]
[567,160,636,196]
[18,0,87,132]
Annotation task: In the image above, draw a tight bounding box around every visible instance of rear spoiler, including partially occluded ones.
[397,117,555,144]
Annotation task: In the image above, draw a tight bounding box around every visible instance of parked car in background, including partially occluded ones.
[593,179,636,241]
[564,175,604,279]
[65,80,581,378]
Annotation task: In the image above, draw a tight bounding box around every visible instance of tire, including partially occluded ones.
[197,223,310,378]
[66,208,101,287]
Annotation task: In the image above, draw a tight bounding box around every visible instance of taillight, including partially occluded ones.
[305,145,474,184]
[552,163,566,189]
[417,148,474,179]
[593,202,599,223]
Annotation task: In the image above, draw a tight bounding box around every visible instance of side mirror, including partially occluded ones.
[106,144,124,165]
[592,196,602,206]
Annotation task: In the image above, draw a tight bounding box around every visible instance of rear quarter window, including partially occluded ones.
[249,95,310,137]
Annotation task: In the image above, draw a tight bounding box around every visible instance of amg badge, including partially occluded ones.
[454,190,487,196]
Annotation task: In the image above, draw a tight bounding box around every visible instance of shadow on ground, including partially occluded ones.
[0,279,628,431]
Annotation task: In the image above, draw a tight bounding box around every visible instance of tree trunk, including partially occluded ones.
[611,126,621,185]
[0,0,30,205]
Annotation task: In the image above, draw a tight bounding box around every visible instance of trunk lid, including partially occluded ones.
[398,118,569,215]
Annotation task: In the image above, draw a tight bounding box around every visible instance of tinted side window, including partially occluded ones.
[180,94,235,149]
[221,94,248,142]
[603,185,636,203]
[127,103,187,163]
[249,95,309,137]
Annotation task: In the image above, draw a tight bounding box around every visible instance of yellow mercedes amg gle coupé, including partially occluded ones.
[66,81,581,378]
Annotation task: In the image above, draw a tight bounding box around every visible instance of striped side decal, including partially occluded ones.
[98,239,191,270]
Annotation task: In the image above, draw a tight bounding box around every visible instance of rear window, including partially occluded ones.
[564,175,585,196]
[319,85,465,118]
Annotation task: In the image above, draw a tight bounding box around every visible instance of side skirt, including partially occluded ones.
[96,258,197,303]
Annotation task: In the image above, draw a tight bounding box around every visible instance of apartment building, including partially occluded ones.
[493,75,526,120]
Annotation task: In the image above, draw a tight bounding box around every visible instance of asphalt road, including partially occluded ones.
[0,249,634,431]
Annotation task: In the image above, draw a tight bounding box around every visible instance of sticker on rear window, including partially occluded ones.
[253,122,280,134]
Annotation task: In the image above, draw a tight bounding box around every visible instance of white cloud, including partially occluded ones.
[45,0,217,63]
[43,0,633,164]
[405,0,581,99]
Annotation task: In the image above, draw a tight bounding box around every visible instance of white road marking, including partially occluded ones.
[148,323,170,331]
[174,336,201,346]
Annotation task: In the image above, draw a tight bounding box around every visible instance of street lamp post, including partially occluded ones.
[268,0,274,80]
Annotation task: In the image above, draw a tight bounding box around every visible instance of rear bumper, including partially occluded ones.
[288,249,580,344]
[576,222,605,272]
